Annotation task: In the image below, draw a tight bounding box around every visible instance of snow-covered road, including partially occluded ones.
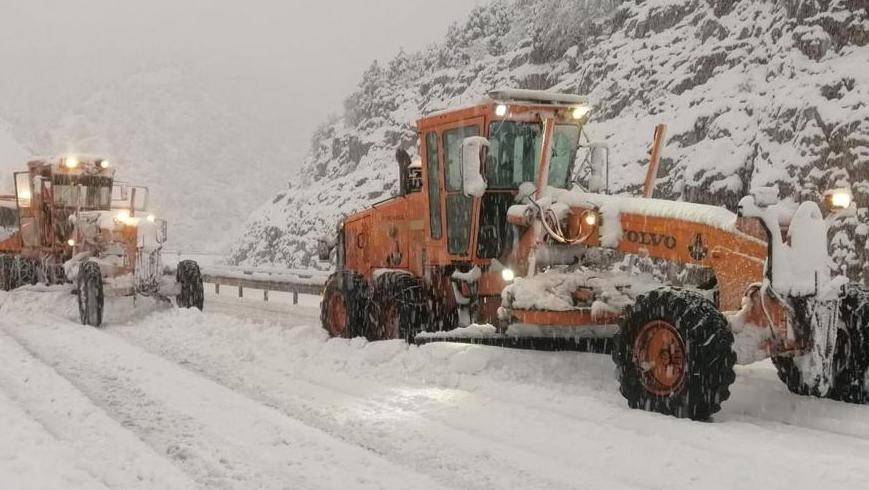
[2,287,869,489]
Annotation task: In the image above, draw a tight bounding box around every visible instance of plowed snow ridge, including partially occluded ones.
[2,287,869,489]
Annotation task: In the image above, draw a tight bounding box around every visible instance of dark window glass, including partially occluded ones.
[446,194,473,255]
[443,124,480,255]
[425,132,442,239]
[486,121,542,189]
[548,125,581,189]
[477,192,515,259]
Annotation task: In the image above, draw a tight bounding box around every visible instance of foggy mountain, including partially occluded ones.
[231,0,868,281]
[0,0,478,252]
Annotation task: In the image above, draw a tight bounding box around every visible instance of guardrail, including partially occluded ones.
[195,265,331,304]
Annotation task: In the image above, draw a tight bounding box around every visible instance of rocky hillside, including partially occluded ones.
[231,0,868,282]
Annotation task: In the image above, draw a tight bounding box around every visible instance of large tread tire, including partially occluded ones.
[320,271,367,338]
[613,287,736,420]
[0,254,14,291]
[773,284,869,403]
[176,260,204,310]
[77,261,104,327]
[364,272,427,342]
[13,256,38,287]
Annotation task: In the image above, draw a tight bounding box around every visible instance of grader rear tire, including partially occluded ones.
[364,272,427,342]
[613,287,736,420]
[77,261,104,327]
[0,255,14,291]
[320,271,367,338]
[176,260,204,310]
[13,256,38,287]
[772,284,869,403]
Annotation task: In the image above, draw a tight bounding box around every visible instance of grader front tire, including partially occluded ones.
[772,284,869,403]
[77,261,104,327]
[613,288,736,420]
[176,260,204,310]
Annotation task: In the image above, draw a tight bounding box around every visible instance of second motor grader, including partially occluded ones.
[319,89,868,420]
[0,155,204,326]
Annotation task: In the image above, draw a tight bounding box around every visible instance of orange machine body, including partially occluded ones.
[338,97,771,330]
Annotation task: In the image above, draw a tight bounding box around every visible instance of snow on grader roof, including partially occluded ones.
[486,88,589,106]
[547,188,744,235]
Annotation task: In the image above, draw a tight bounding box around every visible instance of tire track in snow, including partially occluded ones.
[114,300,869,490]
[0,329,197,489]
[0,298,448,490]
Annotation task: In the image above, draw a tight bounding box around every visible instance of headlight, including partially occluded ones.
[65,156,79,168]
[100,159,110,169]
[572,106,591,120]
[495,104,508,117]
[115,209,140,226]
[829,189,852,209]
[584,212,598,226]
[501,268,515,282]
[67,239,75,247]
[146,214,156,222]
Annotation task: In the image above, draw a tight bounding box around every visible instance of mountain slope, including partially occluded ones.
[22,67,292,251]
[232,0,868,280]
[0,119,28,194]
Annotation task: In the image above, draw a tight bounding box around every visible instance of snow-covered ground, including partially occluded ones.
[2,287,869,489]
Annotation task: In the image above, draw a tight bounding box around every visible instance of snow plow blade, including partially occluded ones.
[413,334,613,353]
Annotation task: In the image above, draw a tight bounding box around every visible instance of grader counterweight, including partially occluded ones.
[320,89,868,420]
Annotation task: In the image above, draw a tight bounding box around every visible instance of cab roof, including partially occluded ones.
[417,88,591,131]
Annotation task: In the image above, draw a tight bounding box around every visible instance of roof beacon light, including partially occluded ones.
[572,106,591,120]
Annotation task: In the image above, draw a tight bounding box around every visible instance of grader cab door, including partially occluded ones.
[440,119,483,258]
[14,172,39,248]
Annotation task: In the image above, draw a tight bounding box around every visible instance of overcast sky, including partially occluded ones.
[0,0,481,163]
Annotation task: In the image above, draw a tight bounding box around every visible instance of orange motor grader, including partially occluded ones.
[0,156,204,327]
[320,89,868,420]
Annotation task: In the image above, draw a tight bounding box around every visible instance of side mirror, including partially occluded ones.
[317,236,335,261]
[131,187,150,212]
[112,183,129,201]
[588,143,609,193]
[157,220,168,244]
[461,136,489,198]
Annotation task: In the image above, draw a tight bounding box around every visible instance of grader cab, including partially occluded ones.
[320,89,868,420]
[0,155,204,326]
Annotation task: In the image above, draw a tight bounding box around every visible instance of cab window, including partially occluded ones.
[443,124,480,255]
[486,121,542,189]
[425,132,442,239]
[548,125,580,188]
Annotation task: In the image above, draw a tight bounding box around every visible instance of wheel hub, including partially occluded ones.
[328,295,349,337]
[382,304,400,340]
[634,320,686,396]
